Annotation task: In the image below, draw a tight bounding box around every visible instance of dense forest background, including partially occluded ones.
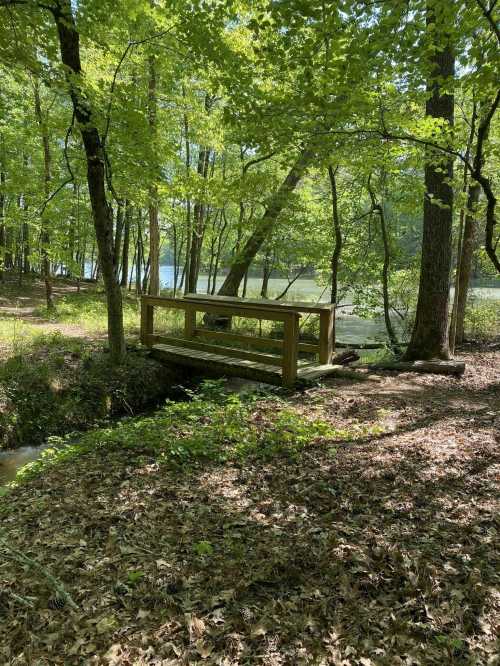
[0,0,498,363]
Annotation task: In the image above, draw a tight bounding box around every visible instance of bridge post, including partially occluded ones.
[319,306,335,364]
[141,297,154,346]
[282,312,300,386]
[184,304,196,339]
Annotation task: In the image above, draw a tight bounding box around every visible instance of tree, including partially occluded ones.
[404,1,455,361]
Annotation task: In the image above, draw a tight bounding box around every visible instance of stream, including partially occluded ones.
[0,445,50,488]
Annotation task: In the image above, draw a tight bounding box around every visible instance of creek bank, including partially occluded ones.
[0,343,189,451]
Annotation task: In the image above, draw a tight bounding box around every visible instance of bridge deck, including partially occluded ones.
[151,343,342,385]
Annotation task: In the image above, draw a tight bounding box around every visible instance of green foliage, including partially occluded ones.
[464,299,500,340]
[193,540,214,556]
[11,379,387,486]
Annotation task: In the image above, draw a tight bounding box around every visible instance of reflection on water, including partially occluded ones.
[0,446,47,487]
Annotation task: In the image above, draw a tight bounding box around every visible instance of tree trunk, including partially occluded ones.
[260,249,273,298]
[218,146,316,296]
[404,2,454,361]
[367,174,398,349]
[187,145,211,293]
[0,167,4,282]
[113,200,125,280]
[148,54,160,296]
[472,90,500,274]
[454,182,481,343]
[51,0,125,362]
[136,214,143,296]
[328,165,342,304]
[120,201,131,288]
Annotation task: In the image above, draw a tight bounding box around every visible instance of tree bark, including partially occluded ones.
[147,54,160,296]
[113,200,125,280]
[328,165,342,304]
[454,182,481,343]
[218,146,316,297]
[187,145,210,293]
[120,201,131,288]
[404,2,454,361]
[50,0,125,362]
[367,173,398,349]
[471,90,500,274]
[0,166,5,282]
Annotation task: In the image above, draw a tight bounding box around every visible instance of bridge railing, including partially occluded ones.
[140,294,336,386]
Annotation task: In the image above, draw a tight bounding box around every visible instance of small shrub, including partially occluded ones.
[464,299,499,340]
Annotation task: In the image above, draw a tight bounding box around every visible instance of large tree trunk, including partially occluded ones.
[51,0,125,362]
[404,2,454,361]
[218,146,315,297]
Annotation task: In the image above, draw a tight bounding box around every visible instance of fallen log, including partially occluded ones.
[332,349,360,365]
[368,360,466,375]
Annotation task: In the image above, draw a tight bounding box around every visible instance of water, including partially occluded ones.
[0,445,48,488]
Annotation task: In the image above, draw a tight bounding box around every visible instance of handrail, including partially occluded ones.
[184,292,336,314]
[184,293,335,364]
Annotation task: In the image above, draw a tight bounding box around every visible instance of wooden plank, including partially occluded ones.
[185,292,336,314]
[282,313,299,386]
[297,364,345,381]
[142,294,302,321]
[142,295,191,310]
[193,328,319,355]
[150,343,283,385]
[319,308,334,364]
[140,301,154,346]
[150,335,283,366]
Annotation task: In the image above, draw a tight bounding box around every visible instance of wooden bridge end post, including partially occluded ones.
[184,303,196,339]
[141,297,154,346]
[282,312,300,386]
[319,306,335,364]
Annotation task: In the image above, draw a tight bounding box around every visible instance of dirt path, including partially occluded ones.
[0,274,92,340]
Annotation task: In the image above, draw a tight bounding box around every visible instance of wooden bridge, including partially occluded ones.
[140,293,338,386]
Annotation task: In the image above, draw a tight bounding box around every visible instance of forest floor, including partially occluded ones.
[0,325,499,664]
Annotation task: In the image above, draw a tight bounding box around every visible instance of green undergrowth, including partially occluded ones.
[11,380,386,487]
[0,332,186,449]
[34,290,142,335]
